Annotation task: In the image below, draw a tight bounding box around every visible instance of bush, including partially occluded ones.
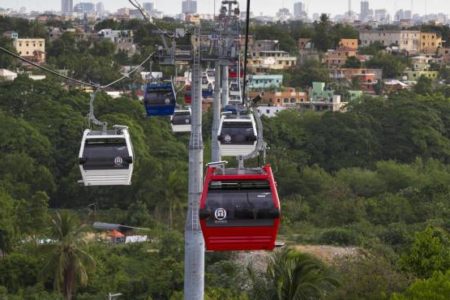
[318,228,360,246]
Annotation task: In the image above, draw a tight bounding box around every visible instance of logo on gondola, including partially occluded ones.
[214,208,227,221]
[165,98,171,104]
[114,156,123,167]
[224,134,232,143]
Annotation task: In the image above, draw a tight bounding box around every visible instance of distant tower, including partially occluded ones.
[348,0,352,16]
[182,0,197,15]
[293,1,305,19]
[360,0,370,21]
[61,0,73,15]
[96,2,105,17]
[143,2,154,13]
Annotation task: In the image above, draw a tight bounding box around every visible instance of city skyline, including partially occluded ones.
[1,0,449,17]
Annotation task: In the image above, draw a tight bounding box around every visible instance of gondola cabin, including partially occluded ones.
[171,109,192,133]
[144,81,176,116]
[184,84,213,104]
[202,74,214,98]
[229,64,244,79]
[199,165,281,251]
[218,114,257,157]
[184,85,192,104]
[78,127,134,186]
[229,79,241,98]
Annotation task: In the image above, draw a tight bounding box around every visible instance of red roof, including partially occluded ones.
[109,230,124,238]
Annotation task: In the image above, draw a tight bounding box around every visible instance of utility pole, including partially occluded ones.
[184,29,205,300]
[221,65,229,107]
[211,60,222,162]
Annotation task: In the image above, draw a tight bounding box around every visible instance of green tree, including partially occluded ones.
[391,270,450,300]
[249,249,339,300]
[312,14,333,51]
[0,37,18,69]
[343,56,362,68]
[0,253,39,293]
[41,212,96,300]
[358,41,385,55]
[15,191,50,242]
[0,189,16,256]
[413,76,434,95]
[165,169,187,229]
[286,60,330,87]
[366,53,407,78]
[400,226,450,278]
[330,255,410,300]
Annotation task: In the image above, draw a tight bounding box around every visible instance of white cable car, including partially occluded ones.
[171,108,192,133]
[218,114,257,157]
[78,126,134,186]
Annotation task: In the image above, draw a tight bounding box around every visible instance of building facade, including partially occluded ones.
[249,88,308,107]
[248,50,297,73]
[309,82,346,112]
[13,38,46,63]
[403,70,439,81]
[97,29,137,56]
[323,47,357,68]
[248,74,283,90]
[338,38,358,50]
[420,32,443,54]
[360,30,421,54]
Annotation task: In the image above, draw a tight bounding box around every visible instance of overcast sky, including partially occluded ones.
[1,0,449,17]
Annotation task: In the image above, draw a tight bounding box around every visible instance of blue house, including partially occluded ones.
[248,74,283,90]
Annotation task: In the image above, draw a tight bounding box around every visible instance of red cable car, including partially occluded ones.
[184,85,192,104]
[229,64,244,79]
[199,165,281,251]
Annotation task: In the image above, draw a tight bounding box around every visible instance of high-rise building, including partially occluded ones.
[395,9,412,21]
[293,1,306,20]
[182,0,197,15]
[96,2,105,17]
[61,0,73,15]
[73,2,96,14]
[374,9,387,22]
[360,1,370,21]
[143,2,154,13]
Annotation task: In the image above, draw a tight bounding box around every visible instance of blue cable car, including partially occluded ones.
[144,81,176,116]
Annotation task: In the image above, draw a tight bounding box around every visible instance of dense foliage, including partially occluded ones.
[0,15,449,300]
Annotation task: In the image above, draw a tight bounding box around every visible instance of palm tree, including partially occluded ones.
[165,169,187,229]
[41,211,96,300]
[248,248,339,300]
